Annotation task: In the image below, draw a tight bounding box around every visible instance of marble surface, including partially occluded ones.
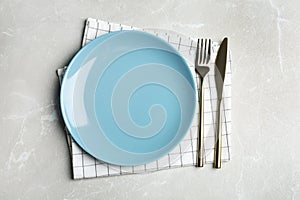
[0,0,300,199]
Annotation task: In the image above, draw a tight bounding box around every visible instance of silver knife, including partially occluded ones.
[214,38,228,169]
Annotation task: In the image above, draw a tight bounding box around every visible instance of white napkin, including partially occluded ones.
[57,18,232,179]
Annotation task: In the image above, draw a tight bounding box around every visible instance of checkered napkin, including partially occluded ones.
[57,18,232,179]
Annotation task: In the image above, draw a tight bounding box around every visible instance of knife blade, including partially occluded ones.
[215,38,228,100]
[214,38,228,169]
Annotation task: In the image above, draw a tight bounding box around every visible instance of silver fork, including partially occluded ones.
[195,38,211,167]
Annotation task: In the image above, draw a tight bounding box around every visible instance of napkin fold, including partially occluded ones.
[57,18,232,179]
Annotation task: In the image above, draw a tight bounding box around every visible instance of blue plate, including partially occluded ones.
[60,30,196,166]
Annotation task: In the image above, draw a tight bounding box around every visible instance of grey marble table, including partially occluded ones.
[0,0,300,199]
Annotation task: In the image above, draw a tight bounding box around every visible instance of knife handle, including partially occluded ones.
[214,99,222,168]
[196,80,205,167]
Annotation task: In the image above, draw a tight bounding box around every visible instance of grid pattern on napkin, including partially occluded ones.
[57,18,232,179]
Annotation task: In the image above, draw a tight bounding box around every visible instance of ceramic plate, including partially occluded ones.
[60,30,196,166]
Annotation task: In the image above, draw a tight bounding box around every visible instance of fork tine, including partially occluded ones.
[206,39,211,64]
[195,39,200,66]
[203,39,207,64]
[200,39,203,64]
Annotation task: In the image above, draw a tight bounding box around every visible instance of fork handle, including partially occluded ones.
[214,99,222,168]
[196,79,205,167]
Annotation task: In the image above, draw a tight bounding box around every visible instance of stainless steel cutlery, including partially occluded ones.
[195,38,211,167]
[195,38,228,169]
[213,38,228,169]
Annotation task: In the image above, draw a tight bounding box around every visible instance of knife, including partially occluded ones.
[214,38,228,169]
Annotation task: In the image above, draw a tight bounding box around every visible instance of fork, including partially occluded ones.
[195,38,211,167]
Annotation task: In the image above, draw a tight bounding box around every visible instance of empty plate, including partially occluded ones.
[60,30,196,166]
